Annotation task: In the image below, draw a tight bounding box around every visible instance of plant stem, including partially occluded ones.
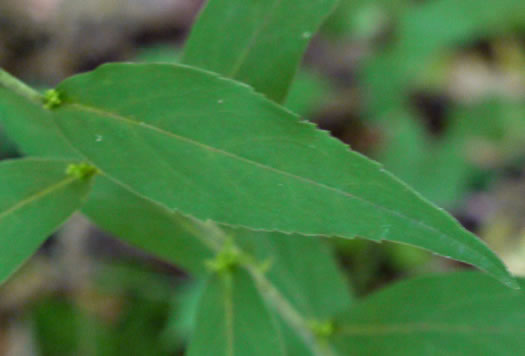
[0,68,43,104]
[201,220,336,356]
[245,262,337,356]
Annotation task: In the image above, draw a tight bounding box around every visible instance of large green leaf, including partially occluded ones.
[184,5,351,353]
[0,158,93,283]
[332,272,525,355]
[187,268,285,356]
[83,177,215,275]
[51,63,515,287]
[182,0,338,102]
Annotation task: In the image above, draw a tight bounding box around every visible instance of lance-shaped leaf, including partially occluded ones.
[50,63,516,287]
[0,87,77,159]
[82,177,216,275]
[236,231,351,318]
[187,268,285,356]
[332,272,525,355]
[182,0,338,102]
[0,158,94,284]
[185,5,352,353]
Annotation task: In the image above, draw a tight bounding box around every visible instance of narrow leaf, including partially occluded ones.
[83,177,215,275]
[332,272,525,355]
[236,231,351,356]
[186,5,351,353]
[236,231,351,318]
[0,87,77,159]
[182,0,338,102]
[51,63,515,287]
[187,268,285,356]
[0,158,93,283]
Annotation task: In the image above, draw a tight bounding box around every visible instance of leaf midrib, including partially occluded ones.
[337,322,525,335]
[62,101,494,269]
[227,0,284,78]
[0,175,76,221]
[224,273,235,356]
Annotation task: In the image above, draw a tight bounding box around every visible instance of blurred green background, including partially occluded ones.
[2,0,525,354]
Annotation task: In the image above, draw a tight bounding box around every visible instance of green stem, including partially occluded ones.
[0,68,43,104]
[201,221,336,356]
[246,263,337,356]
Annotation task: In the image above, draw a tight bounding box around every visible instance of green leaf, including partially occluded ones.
[332,272,525,355]
[322,0,410,38]
[52,63,515,287]
[185,5,351,354]
[284,69,332,117]
[0,87,78,159]
[0,158,93,283]
[83,177,215,275]
[182,0,338,102]
[236,231,351,355]
[162,280,206,349]
[134,45,181,64]
[377,113,473,206]
[236,231,351,318]
[187,268,285,356]
[0,128,17,158]
[0,86,214,276]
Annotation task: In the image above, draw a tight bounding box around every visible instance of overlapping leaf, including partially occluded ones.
[183,0,338,102]
[83,177,215,275]
[187,268,285,356]
[332,272,525,355]
[49,63,515,287]
[236,231,351,318]
[0,88,76,159]
[236,231,351,355]
[0,158,93,283]
[184,4,352,353]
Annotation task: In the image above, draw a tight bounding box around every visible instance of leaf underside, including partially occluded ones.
[333,272,525,355]
[183,0,339,102]
[187,268,285,356]
[0,158,92,283]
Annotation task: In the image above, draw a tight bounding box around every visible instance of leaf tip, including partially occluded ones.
[502,275,521,290]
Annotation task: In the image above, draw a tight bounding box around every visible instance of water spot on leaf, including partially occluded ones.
[302,32,312,39]
[95,135,103,142]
